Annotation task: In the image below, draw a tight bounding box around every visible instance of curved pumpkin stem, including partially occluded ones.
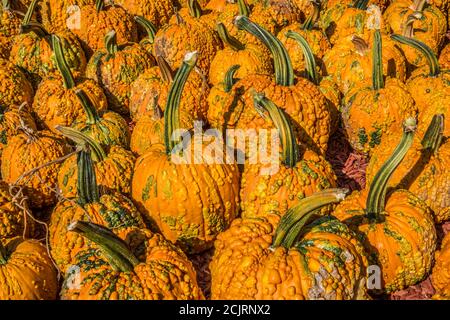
[391,34,440,77]
[237,0,249,17]
[366,118,417,220]
[188,0,202,18]
[411,0,427,11]
[286,31,319,85]
[223,65,240,92]
[134,15,157,44]
[150,95,163,120]
[76,149,100,205]
[105,30,119,59]
[421,114,444,155]
[352,36,370,55]
[272,189,349,248]
[164,52,198,155]
[20,22,50,37]
[401,13,421,38]
[56,126,107,162]
[235,15,294,86]
[353,0,369,10]
[52,35,75,89]
[22,0,39,25]
[75,89,101,125]
[156,55,174,83]
[95,0,105,12]
[253,91,299,168]
[217,23,245,51]
[0,241,7,265]
[372,30,384,91]
[68,221,139,272]
[302,0,320,31]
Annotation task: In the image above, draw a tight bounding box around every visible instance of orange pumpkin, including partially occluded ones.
[432,232,450,299]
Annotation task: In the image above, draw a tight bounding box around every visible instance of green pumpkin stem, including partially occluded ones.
[372,30,384,90]
[156,55,174,83]
[0,241,7,265]
[286,31,319,85]
[272,189,349,248]
[235,15,294,86]
[134,16,157,44]
[105,30,119,58]
[22,0,39,25]
[75,89,101,125]
[391,34,440,77]
[253,91,299,168]
[237,0,249,17]
[95,0,104,12]
[421,114,444,155]
[302,0,320,31]
[353,0,369,10]
[56,126,107,162]
[217,23,245,51]
[20,22,50,37]
[68,221,139,272]
[366,118,417,220]
[188,0,202,18]
[76,149,100,205]
[52,35,76,89]
[164,52,198,155]
[224,65,240,92]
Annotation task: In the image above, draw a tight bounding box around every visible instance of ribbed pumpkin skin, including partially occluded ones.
[114,0,175,29]
[39,0,95,32]
[86,44,155,114]
[33,76,108,133]
[49,194,145,274]
[241,151,337,219]
[68,4,138,57]
[0,58,34,108]
[1,131,68,209]
[210,215,369,300]
[323,34,407,95]
[0,237,58,300]
[132,143,240,254]
[367,135,450,223]
[129,66,209,122]
[207,74,331,156]
[333,189,437,293]
[60,226,204,300]
[10,30,86,85]
[432,233,450,299]
[0,181,27,239]
[342,78,418,153]
[57,146,136,198]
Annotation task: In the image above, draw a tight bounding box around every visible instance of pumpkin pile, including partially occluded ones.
[0,0,448,300]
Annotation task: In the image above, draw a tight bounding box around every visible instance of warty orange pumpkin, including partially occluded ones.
[0,180,30,239]
[114,0,175,29]
[0,0,22,54]
[39,0,95,32]
[431,232,450,299]
[439,43,450,69]
[0,57,33,108]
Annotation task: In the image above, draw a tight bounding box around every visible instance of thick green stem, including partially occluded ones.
[235,15,294,86]
[217,23,245,51]
[0,241,7,265]
[76,150,100,205]
[95,0,104,12]
[156,55,174,83]
[353,0,369,10]
[272,189,349,248]
[372,30,384,91]
[68,221,139,272]
[391,34,440,77]
[237,0,249,17]
[302,0,320,31]
[105,30,119,59]
[421,114,444,155]
[286,31,319,85]
[253,91,299,168]
[164,52,198,155]
[20,22,50,37]
[188,0,202,18]
[75,89,101,125]
[223,65,240,92]
[52,34,75,89]
[134,16,157,44]
[56,126,107,162]
[366,118,417,220]
[22,0,39,25]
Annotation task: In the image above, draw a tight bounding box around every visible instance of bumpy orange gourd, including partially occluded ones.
[132,52,240,254]
[39,0,95,32]
[440,43,450,69]
[50,148,144,274]
[0,180,30,239]
[432,232,450,299]
[0,0,21,53]
[211,190,369,300]
[32,35,107,134]
[60,221,204,300]
[333,118,437,293]
[114,0,175,29]
[0,58,33,108]
[0,237,58,300]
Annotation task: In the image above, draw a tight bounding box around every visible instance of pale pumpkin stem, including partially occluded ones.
[391,34,440,77]
[76,150,100,205]
[353,0,369,10]
[157,55,174,83]
[68,221,139,272]
[302,0,320,31]
[95,0,104,12]
[286,31,319,85]
[56,126,107,162]
[223,65,240,92]
[235,15,294,86]
[0,241,7,265]
[237,0,249,17]
[164,52,198,155]
[105,30,119,59]
[52,35,76,89]
[372,30,384,90]
[411,0,427,11]
[20,22,50,37]
[134,15,157,44]
[366,118,417,220]
[253,91,299,167]
[401,13,421,38]
[151,95,163,120]
[188,0,202,18]
[2,0,10,11]
[272,189,349,248]
[22,0,39,25]
[217,23,245,51]
[352,36,370,55]
[75,89,101,125]
[421,114,444,155]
